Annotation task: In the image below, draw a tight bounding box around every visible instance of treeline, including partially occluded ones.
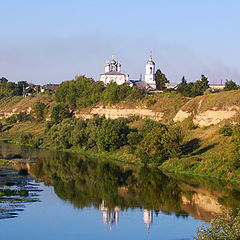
[0,77,26,98]
[176,75,239,97]
[176,75,209,97]
[55,76,145,109]
[43,114,184,165]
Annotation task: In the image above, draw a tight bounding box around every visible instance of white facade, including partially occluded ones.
[100,55,129,85]
[145,51,156,89]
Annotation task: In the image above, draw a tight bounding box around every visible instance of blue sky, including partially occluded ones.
[0,0,240,84]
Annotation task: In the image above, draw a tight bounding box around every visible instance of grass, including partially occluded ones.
[182,90,240,113]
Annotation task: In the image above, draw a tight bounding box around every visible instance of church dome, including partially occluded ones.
[110,59,116,65]
[146,60,155,65]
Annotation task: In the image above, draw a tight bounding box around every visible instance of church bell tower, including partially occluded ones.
[145,51,156,89]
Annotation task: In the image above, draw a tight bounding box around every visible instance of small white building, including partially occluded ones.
[100,55,129,85]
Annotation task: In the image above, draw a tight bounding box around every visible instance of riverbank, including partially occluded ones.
[0,90,240,187]
[1,135,239,187]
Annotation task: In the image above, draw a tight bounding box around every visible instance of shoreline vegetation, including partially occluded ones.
[0,75,239,187]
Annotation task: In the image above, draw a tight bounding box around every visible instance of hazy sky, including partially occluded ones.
[0,0,240,85]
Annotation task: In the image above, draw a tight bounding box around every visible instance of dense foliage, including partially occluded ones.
[55,76,145,109]
[224,80,238,91]
[31,102,48,122]
[0,77,22,98]
[219,125,233,136]
[194,209,240,240]
[155,69,169,90]
[44,116,184,165]
[0,77,38,98]
[177,75,209,97]
[51,103,72,124]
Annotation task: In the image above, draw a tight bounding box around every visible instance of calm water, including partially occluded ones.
[0,142,239,240]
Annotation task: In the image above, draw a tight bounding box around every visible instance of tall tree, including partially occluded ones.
[155,69,169,90]
[224,80,238,91]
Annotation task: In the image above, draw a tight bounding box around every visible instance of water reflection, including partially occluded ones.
[0,168,40,219]
[1,142,240,227]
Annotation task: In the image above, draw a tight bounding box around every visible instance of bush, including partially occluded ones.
[19,132,34,145]
[31,102,48,122]
[146,98,157,107]
[127,131,142,153]
[51,103,72,124]
[162,126,184,158]
[5,115,17,124]
[0,122,2,131]
[194,209,240,240]
[17,112,31,122]
[186,118,197,130]
[137,126,168,165]
[219,125,233,136]
[96,118,130,152]
[224,80,238,91]
[139,119,164,137]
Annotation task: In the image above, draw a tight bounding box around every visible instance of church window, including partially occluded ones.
[150,67,152,74]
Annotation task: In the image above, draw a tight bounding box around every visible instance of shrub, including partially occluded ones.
[19,132,34,145]
[96,118,130,152]
[139,119,164,137]
[137,126,168,165]
[194,209,240,240]
[224,80,238,91]
[186,118,197,130]
[146,98,157,107]
[162,126,184,158]
[31,101,48,122]
[17,112,31,122]
[127,130,142,152]
[5,115,17,124]
[51,103,72,124]
[219,125,233,136]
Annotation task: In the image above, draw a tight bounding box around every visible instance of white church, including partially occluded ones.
[100,51,156,89]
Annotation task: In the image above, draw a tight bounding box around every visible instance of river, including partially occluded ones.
[0,142,239,240]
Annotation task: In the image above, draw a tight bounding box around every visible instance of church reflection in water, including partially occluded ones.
[12,142,238,231]
[99,200,153,232]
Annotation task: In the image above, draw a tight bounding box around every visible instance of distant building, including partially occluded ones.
[100,51,157,90]
[209,84,225,91]
[100,55,129,85]
[41,84,59,93]
[144,51,156,89]
[166,83,178,89]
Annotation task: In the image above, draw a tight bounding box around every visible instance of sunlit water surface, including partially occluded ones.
[0,142,239,240]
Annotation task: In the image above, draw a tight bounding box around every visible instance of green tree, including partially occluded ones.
[127,130,142,152]
[96,118,130,152]
[155,69,169,90]
[17,112,31,122]
[137,126,168,164]
[5,115,17,124]
[51,103,72,124]
[177,74,209,97]
[224,80,238,91]
[162,126,184,158]
[177,76,192,97]
[31,102,48,122]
